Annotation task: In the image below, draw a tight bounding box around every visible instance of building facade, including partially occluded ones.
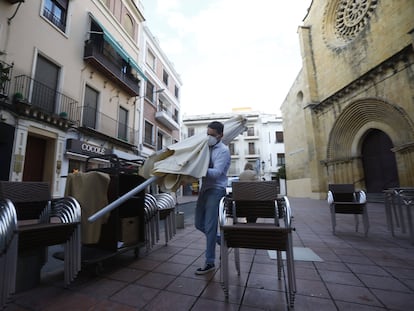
[182,111,285,181]
[281,0,414,199]
[139,26,182,158]
[0,0,181,196]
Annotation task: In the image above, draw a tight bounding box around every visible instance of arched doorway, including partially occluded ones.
[361,129,399,193]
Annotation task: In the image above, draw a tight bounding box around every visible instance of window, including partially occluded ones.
[83,85,99,129]
[144,121,154,145]
[173,109,179,122]
[43,0,68,32]
[276,131,284,143]
[187,127,195,137]
[229,143,235,155]
[247,127,255,136]
[162,69,169,86]
[277,153,285,166]
[146,81,154,102]
[33,54,60,113]
[174,85,179,99]
[118,107,128,141]
[157,132,163,151]
[248,142,255,154]
[123,14,134,38]
[146,49,156,70]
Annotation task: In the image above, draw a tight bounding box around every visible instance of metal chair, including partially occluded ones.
[155,193,177,244]
[0,181,81,288]
[219,181,296,308]
[144,194,159,251]
[327,184,369,236]
[0,199,18,310]
[383,187,414,243]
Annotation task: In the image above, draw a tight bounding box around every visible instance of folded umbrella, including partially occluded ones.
[89,115,247,222]
[141,114,248,192]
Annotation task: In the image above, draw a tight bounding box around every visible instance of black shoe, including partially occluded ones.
[195,263,215,275]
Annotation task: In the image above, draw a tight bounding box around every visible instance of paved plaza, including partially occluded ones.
[5,197,414,310]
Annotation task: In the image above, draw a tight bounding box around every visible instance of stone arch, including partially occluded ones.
[327,98,414,162]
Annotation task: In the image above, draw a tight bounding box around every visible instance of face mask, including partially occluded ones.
[208,135,218,146]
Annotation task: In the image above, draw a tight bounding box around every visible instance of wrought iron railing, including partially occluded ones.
[84,40,140,96]
[80,106,135,144]
[13,75,80,123]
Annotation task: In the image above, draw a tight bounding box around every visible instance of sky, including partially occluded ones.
[141,0,311,116]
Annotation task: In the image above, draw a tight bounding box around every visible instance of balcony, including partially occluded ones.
[0,60,13,100]
[11,75,79,129]
[243,131,259,140]
[84,40,140,96]
[80,106,136,146]
[245,149,260,159]
[155,104,180,130]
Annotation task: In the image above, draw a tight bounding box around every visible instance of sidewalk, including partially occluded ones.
[6,197,414,310]
[177,194,198,205]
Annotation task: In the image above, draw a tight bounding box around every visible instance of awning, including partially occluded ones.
[112,149,145,161]
[88,13,147,81]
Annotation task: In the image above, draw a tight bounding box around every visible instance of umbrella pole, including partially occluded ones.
[88,175,159,223]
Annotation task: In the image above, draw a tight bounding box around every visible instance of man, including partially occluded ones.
[195,121,231,274]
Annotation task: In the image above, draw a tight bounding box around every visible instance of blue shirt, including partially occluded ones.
[201,140,231,191]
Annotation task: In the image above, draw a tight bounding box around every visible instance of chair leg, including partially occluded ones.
[221,239,229,298]
[277,250,282,280]
[330,207,336,234]
[234,248,240,275]
[405,202,414,245]
[164,216,169,244]
[363,209,369,237]
[391,195,400,229]
[397,196,406,233]
[354,214,359,232]
[384,195,395,236]
[285,237,296,308]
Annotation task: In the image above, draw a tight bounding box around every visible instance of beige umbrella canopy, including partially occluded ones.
[89,115,247,223]
[140,114,248,192]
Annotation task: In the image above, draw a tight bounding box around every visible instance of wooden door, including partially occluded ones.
[362,129,399,193]
[23,135,46,181]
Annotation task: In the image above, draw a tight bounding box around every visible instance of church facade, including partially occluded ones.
[281,0,414,198]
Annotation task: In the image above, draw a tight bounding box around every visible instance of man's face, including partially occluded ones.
[207,127,222,140]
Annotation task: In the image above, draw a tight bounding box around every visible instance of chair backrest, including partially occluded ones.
[230,181,279,221]
[328,184,356,202]
[232,181,279,201]
[0,181,51,220]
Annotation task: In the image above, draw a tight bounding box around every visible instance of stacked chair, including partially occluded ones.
[0,199,18,310]
[384,187,414,244]
[143,193,177,251]
[144,194,159,251]
[219,181,296,308]
[154,193,177,244]
[327,184,369,236]
[0,181,81,290]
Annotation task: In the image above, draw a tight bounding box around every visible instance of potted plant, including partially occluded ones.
[13,92,24,103]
